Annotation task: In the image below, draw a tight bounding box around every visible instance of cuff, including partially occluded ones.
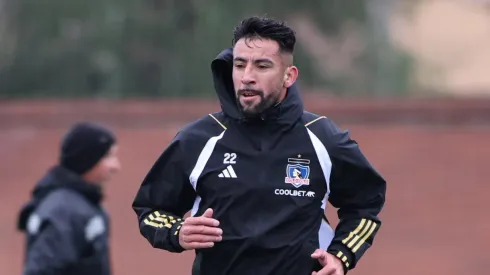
[327,243,353,273]
[169,220,185,253]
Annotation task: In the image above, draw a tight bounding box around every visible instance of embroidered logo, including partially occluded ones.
[285,156,311,188]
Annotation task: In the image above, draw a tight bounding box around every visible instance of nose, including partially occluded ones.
[111,158,122,173]
[241,65,256,86]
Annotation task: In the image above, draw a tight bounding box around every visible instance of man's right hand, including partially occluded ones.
[179,208,222,250]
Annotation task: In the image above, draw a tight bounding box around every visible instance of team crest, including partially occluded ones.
[285,157,311,188]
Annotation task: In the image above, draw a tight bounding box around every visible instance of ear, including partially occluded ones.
[283,66,299,88]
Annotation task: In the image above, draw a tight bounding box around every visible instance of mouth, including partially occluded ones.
[240,90,260,98]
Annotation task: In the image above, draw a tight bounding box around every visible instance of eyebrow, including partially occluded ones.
[233,57,274,64]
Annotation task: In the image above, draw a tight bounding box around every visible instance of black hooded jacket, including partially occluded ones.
[17,166,111,275]
[132,48,386,275]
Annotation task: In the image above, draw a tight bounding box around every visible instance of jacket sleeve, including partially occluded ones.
[132,133,197,253]
[22,211,83,275]
[325,124,386,271]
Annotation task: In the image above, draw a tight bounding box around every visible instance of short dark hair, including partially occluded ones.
[232,16,296,54]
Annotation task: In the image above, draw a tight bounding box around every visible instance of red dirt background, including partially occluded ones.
[1,96,489,274]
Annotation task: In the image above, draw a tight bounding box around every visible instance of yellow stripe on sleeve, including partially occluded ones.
[144,219,163,228]
[347,220,372,248]
[342,218,366,245]
[352,222,378,253]
[335,251,350,268]
[143,211,179,229]
[340,218,379,257]
[174,224,182,235]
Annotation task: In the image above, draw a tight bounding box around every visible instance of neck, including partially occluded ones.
[278,88,288,103]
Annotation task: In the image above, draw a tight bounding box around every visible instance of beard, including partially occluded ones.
[236,88,280,118]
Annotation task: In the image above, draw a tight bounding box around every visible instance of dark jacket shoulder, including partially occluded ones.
[178,112,227,138]
[173,112,228,152]
[36,188,99,225]
[17,165,106,235]
[302,111,346,152]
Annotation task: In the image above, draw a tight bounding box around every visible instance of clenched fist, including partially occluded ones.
[179,208,223,250]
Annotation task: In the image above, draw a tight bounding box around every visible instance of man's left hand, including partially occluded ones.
[311,249,345,275]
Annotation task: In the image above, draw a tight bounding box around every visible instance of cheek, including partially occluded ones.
[232,70,242,87]
[96,164,111,177]
[279,73,288,86]
[99,165,116,181]
[262,74,283,92]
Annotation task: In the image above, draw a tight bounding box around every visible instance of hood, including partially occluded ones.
[17,165,103,231]
[211,48,304,125]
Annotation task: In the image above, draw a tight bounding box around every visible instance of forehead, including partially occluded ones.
[233,37,281,61]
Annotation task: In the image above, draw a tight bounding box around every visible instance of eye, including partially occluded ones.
[234,63,245,69]
[257,63,271,69]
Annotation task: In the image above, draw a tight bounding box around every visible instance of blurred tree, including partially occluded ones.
[0,0,411,98]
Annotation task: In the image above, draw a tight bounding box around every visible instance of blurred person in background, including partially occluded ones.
[16,122,121,275]
[132,16,386,275]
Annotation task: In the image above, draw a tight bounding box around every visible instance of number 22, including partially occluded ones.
[224,153,237,164]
